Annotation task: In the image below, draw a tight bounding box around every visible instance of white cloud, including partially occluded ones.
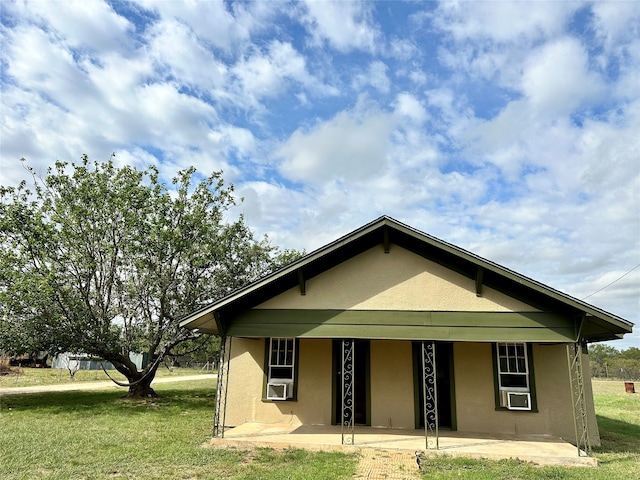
[276,104,394,183]
[231,40,337,108]
[388,38,418,60]
[352,61,390,94]
[430,2,580,91]
[234,181,310,244]
[424,87,476,139]
[135,0,251,52]
[592,1,640,52]
[431,1,576,43]
[10,0,132,53]
[145,19,228,94]
[4,25,99,109]
[521,37,604,116]
[233,41,306,98]
[407,69,428,86]
[394,92,427,124]
[300,0,379,52]
[369,61,391,93]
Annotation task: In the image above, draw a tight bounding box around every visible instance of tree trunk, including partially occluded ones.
[126,379,158,398]
[125,362,160,398]
[105,354,160,398]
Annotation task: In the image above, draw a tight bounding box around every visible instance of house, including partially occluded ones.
[179,216,632,453]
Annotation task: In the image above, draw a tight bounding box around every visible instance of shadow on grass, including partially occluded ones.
[0,387,215,417]
[595,414,640,454]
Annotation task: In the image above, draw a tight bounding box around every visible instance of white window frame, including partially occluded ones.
[496,342,530,393]
[266,338,296,400]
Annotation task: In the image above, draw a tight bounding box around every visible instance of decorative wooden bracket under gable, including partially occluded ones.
[297,268,306,295]
[383,226,390,254]
[475,266,484,297]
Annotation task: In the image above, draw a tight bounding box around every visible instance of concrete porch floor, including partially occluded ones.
[207,422,597,467]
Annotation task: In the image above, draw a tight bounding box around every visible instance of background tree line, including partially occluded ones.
[589,344,640,380]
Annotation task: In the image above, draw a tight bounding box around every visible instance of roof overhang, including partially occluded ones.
[179,216,633,342]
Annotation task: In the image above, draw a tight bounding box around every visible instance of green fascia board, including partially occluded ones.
[234,309,572,328]
[225,310,578,342]
[227,323,576,342]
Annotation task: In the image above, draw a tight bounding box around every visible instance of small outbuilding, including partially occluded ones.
[180,216,632,453]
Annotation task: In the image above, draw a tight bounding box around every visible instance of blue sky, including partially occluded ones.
[1,1,638,348]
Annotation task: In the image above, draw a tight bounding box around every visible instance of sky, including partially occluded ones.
[1,1,638,348]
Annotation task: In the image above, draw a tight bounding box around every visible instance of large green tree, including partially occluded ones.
[0,156,298,396]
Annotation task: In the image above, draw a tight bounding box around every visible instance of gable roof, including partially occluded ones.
[180,216,633,342]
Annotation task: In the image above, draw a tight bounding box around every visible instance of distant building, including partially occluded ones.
[52,352,147,370]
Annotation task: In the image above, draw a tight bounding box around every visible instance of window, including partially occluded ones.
[494,342,535,411]
[265,338,296,400]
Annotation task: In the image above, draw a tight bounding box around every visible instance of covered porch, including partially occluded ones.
[208,422,598,467]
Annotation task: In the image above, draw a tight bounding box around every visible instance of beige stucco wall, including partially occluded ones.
[224,338,600,445]
[370,340,415,429]
[453,342,600,446]
[224,338,333,427]
[225,338,415,430]
[257,245,539,312]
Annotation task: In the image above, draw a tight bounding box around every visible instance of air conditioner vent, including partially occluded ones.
[266,380,294,400]
[507,392,531,410]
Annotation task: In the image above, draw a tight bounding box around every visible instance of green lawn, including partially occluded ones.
[418,379,640,479]
[0,378,638,479]
[0,379,355,479]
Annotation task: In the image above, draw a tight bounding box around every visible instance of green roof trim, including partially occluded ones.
[225,310,578,342]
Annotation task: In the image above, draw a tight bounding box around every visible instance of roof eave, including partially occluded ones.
[178,216,633,336]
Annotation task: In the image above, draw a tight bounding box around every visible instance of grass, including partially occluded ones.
[0,366,211,388]
[0,379,355,479]
[417,379,640,479]
[0,378,638,479]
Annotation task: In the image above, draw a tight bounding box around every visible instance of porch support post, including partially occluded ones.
[341,339,355,445]
[566,341,591,456]
[422,341,439,449]
[213,335,232,438]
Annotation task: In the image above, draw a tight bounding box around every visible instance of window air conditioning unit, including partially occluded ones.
[266,379,294,400]
[506,392,531,411]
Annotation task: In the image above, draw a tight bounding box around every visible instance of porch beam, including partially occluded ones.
[229,310,578,342]
[235,310,574,327]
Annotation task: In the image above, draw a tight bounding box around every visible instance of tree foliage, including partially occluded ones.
[0,156,301,396]
[589,344,640,381]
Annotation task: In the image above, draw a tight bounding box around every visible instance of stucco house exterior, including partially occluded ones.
[180,216,632,452]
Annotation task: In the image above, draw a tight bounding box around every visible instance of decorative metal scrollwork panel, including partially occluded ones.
[341,339,355,445]
[422,341,439,449]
